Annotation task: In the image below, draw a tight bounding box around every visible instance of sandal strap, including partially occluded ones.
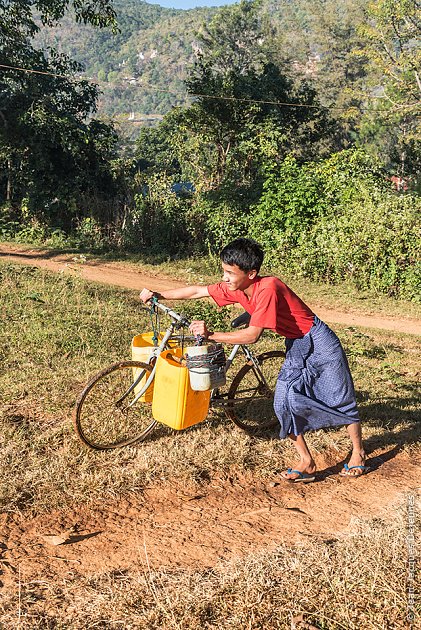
[345,465,368,471]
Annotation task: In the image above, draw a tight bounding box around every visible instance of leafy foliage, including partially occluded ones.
[249,150,385,246]
[0,0,120,219]
[353,0,421,176]
[357,0,420,112]
[119,173,194,255]
[246,150,420,300]
[292,188,420,300]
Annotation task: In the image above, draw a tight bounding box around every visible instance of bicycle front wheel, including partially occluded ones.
[226,350,284,434]
[74,361,157,450]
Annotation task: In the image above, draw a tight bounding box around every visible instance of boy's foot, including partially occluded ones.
[340,451,368,477]
[339,464,370,477]
[280,463,317,483]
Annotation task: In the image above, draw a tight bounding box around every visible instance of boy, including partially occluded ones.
[140,238,367,482]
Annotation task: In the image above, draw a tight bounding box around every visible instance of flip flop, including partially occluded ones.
[281,468,316,483]
[339,463,371,478]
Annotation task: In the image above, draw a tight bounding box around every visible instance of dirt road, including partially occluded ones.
[1,452,419,582]
[1,243,420,335]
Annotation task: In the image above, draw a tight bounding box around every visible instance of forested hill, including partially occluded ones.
[34,0,217,119]
[34,0,367,123]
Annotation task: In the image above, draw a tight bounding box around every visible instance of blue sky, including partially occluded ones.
[147,0,238,9]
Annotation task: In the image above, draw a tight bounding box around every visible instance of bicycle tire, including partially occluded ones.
[225,350,285,434]
[73,360,157,450]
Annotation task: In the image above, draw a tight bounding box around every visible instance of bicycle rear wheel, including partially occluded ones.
[74,361,157,450]
[226,350,284,434]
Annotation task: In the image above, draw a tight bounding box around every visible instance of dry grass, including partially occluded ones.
[0,505,418,629]
[0,262,420,514]
[1,262,420,629]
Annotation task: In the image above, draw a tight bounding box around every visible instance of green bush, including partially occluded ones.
[249,155,329,242]
[248,149,386,254]
[0,213,109,251]
[244,149,420,300]
[287,187,421,300]
[194,194,251,253]
[117,174,194,255]
[0,218,48,245]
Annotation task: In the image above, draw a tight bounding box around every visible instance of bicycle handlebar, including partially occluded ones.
[149,298,208,345]
[150,296,191,327]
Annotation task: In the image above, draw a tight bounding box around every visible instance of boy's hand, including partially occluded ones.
[189,320,211,339]
[139,288,157,303]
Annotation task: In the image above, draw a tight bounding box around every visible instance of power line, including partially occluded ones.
[0,61,408,116]
[0,63,74,82]
[120,78,417,114]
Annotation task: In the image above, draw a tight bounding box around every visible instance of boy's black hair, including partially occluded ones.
[220,238,264,273]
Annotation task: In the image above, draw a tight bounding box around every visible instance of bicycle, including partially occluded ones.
[73,298,285,450]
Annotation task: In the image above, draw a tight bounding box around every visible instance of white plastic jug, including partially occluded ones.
[186,344,227,391]
[186,346,210,391]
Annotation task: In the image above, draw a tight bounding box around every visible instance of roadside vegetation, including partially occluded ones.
[2,147,420,302]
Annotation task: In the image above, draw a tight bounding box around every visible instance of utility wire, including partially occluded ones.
[0,63,73,81]
[0,62,409,115]
[131,79,416,113]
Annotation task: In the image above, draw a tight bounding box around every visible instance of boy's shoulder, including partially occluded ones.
[256,276,286,290]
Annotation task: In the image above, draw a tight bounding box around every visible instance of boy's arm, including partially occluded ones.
[189,320,264,345]
[140,286,210,302]
[140,287,264,344]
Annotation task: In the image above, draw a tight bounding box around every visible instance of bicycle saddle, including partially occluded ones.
[231,311,251,328]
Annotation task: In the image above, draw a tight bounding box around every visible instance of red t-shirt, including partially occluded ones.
[207,276,314,339]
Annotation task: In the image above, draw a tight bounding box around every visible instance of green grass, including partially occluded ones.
[2,239,420,320]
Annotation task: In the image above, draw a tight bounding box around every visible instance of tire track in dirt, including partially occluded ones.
[1,243,420,335]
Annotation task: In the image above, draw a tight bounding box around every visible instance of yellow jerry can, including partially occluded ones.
[152,348,211,430]
[131,332,177,402]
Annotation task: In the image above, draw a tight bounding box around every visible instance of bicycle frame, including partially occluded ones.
[73,296,285,451]
[128,301,188,406]
[127,299,272,408]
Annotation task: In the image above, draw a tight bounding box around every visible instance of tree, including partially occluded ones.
[171,0,335,194]
[0,0,119,224]
[137,0,339,253]
[290,0,368,145]
[195,0,272,77]
[354,0,420,179]
[135,122,181,177]
[358,0,420,112]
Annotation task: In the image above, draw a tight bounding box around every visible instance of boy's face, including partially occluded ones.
[221,262,257,291]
